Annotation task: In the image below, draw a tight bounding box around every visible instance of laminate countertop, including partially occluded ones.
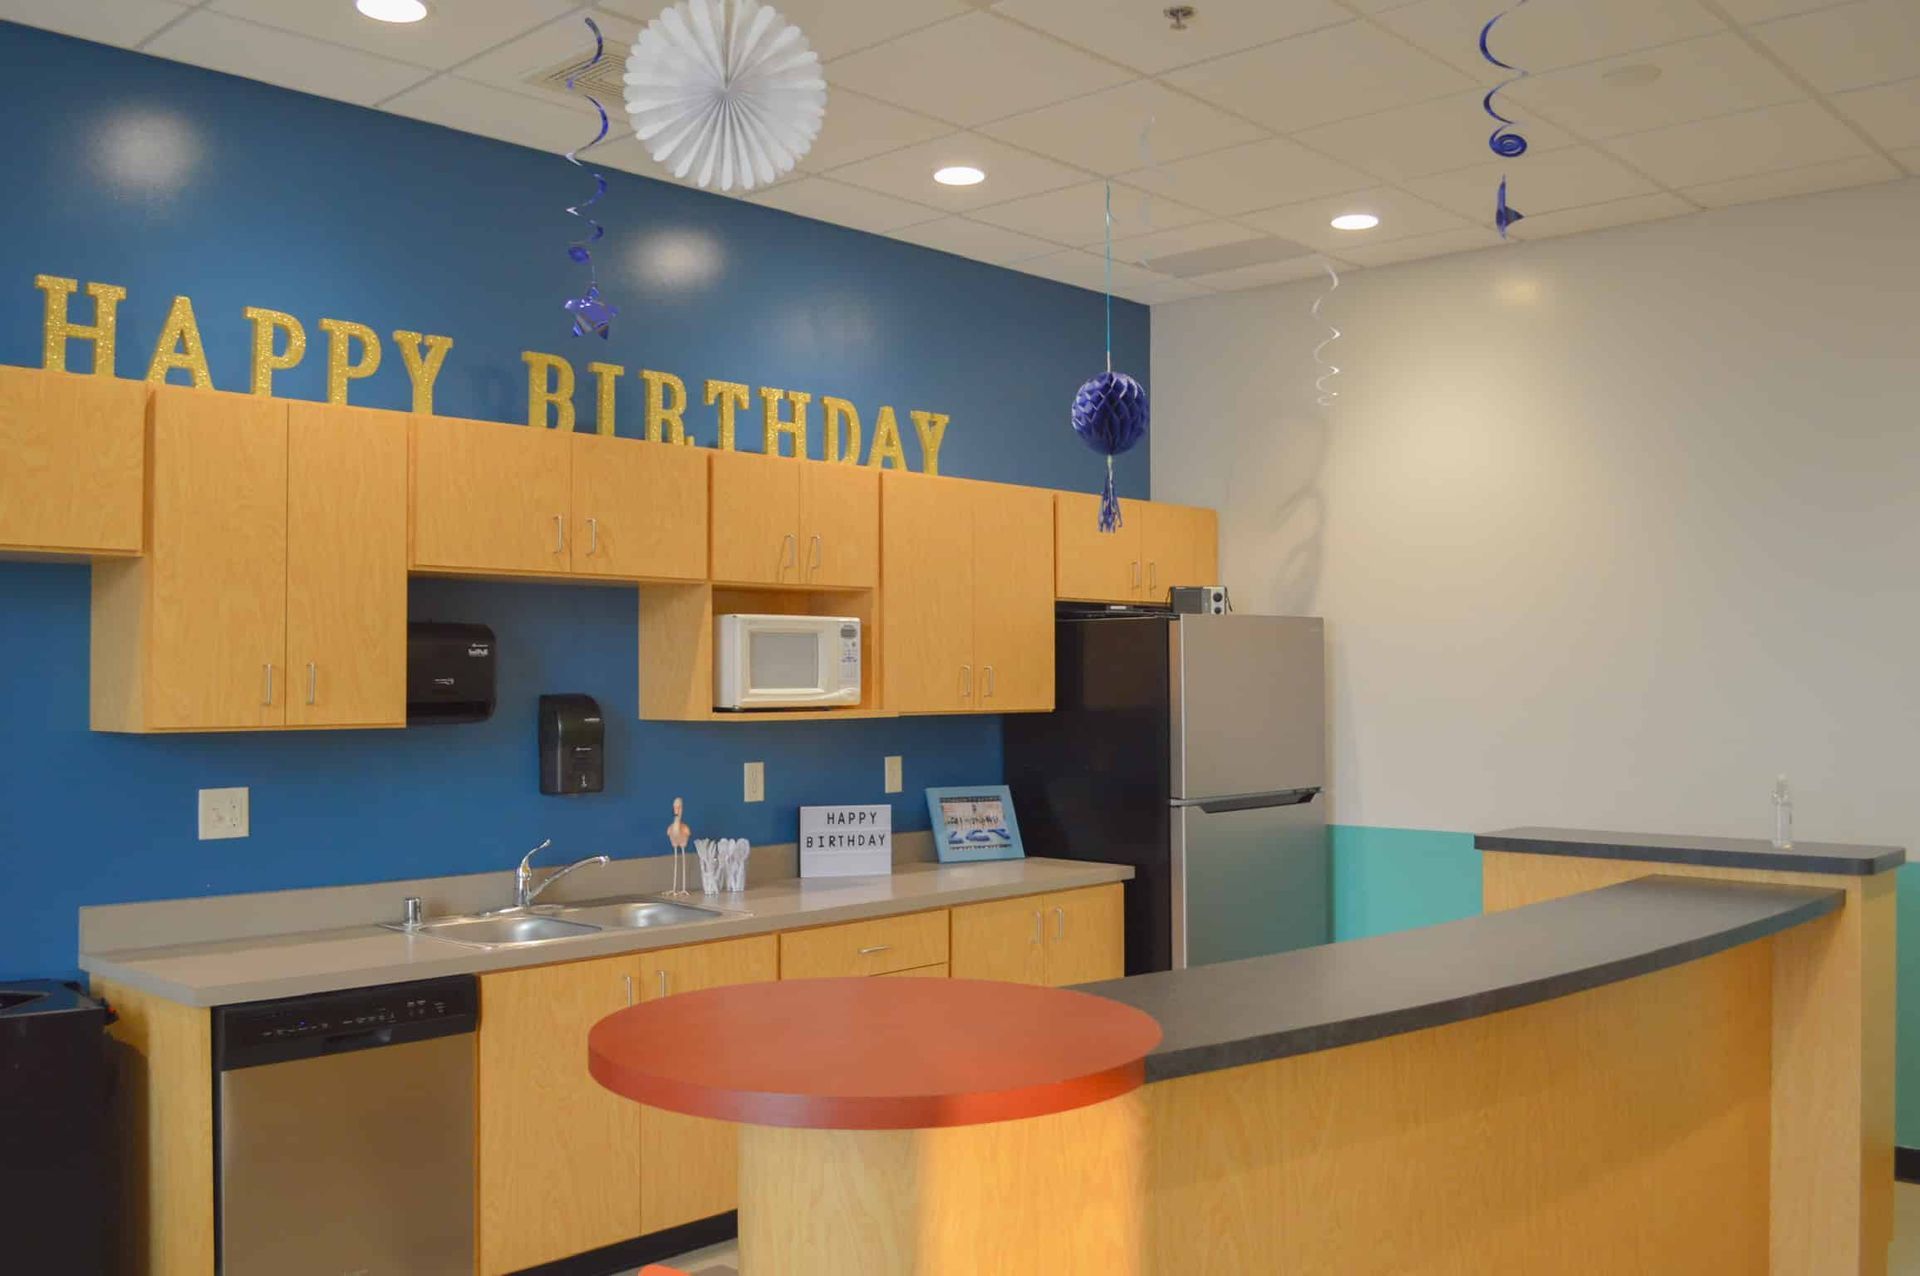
[1080,875,1840,1083]
[78,858,1131,1008]
[1476,826,1905,876]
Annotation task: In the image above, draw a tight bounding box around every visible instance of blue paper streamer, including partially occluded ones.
[563,18,616,338]
[1480,0,1532,237]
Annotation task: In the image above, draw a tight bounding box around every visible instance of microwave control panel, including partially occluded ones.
[840,623,862,682]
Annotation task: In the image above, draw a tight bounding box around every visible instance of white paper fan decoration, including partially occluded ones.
[623,0,827,192]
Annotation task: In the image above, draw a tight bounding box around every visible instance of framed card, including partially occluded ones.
[925,785,1024,863]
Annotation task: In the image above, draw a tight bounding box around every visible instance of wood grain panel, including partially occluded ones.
[284,402,406,728]
[571,432,708,581]
[410,414,570,575]
[971,482,1055,712]
[638,582,714,721]
[949,895,1047,986]
[878,963,950,978]
[779,909,949,979]
[879,470,973,712]
[799,461,879,587]
[1045,883,1126,986]
[709,449,800,585]
[0,365,145,554]
[1055,491,1143,602]
[637,935,779,1234]
[1139,501,1218,597]
[1144,941,1773,1275]
[478,954,642,1275]
[90,977,214,1276]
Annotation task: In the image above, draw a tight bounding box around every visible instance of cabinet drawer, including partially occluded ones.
[878,963,949,979]
[780,910,949,979]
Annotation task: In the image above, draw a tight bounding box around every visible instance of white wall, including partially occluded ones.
[1153,178,1920,849]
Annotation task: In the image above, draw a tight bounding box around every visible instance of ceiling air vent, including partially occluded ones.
[524,40,633,105]
[1144,236,1317,279]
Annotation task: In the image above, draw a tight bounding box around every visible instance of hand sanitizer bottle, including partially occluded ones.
[1772,775,1793,850]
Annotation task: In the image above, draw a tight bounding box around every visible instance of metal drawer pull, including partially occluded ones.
[306,661,317,706]
[262,662,274,706]
[960,665,972,698]
[809,533,822,576]
[1148,561,1157,592]
[624,974,634,1006]
[1054,906,1066,941]
[587,516,598,555]
[1031,910,1042,944]
[553,514,566,554]
[659,970,671,997]
[1131,560,1141,588]
[781,532,797,574]
[984,665,995,698]
[857,944,892,955]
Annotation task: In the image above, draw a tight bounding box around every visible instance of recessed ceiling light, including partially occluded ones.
[933,165,985,187]
[1330,213,1379,231]
[356,0,428,23]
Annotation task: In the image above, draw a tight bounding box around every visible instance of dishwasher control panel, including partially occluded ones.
[215,975,478,1071]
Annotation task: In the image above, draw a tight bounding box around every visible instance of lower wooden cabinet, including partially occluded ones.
[0,365,145,556]
[779,909,950,979]
[950,884,1125,987]
[1040,883,1127,986]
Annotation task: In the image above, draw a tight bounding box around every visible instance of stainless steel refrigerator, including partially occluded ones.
[1004,608,1327,973]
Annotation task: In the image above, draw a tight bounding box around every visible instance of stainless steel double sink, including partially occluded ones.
[387,897,736,950]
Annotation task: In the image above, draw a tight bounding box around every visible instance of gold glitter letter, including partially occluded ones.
[641,369,689,445]
[522,352,576,430]
[244,307,306,397]
[704,379,750,451]
[36,275,126,376]
[866,405,907,470]
[319,318,382,405]
[146,295,212,388]
[392,330,453,414]
[821,396,862,464]
[760,386,812,459]
[910,410,949,476]
[588,361,624,436]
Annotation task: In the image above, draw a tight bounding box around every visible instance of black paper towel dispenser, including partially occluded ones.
[539,694,604,795]
[407,622,496,724]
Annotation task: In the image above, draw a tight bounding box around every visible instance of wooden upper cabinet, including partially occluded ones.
[1139,501,1219,599]
[411,415,571,576]
[284,403,407,729]
[1055,491,1143,602]
[799,462,878,587]
[570,433,707,581]
[971,483,1054,713]
[880,470,974,713]
[709,449,803,585]
[93,387,290,732]
[0,366,145,556]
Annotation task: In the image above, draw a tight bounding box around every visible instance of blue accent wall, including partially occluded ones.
[0,22,1148,979]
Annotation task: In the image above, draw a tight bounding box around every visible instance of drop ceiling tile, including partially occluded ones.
[988,0,1350,75]
[1124,138,1375,216]
[1112,220,1269,264]
[827,12,1131,127]
[1714,0,1853,20]
[1377,0,1726,82]
[1680,153,1902,207]
[1505,33,1804,139]
[592,134,802,195]
[972,180,1204,244]
[1291,90,1576,183]
[828,133,1088,212]
[1829,77,1920,150]
[451,8,642,100]
[1186,255,1346,292]
[1013,248,1169,298]
[1749,0,1920,93]
[1897,147,1920,176]
[803,89,954,171]
[1506,191,1695,240]
[595,0,969,62]
[210,0,570,70]
[1128,277,1217,305]
[1239,186,1472,251]
[746,176,939,233]
[1164,20,1473,134]
[143,10,431,106]
[385,74,605,155]
[1407,145,1658,219]
[0,0,185,46]
[978,80,1268,176]
[888,216,1061,264]
[1336,224,1502,266]
[1601,99,1873,187]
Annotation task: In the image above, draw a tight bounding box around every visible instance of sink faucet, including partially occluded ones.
[515,839,611,909]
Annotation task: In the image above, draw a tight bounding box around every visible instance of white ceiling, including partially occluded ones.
[10,0,1917,303]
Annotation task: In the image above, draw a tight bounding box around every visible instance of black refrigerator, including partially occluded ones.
[1004,608,1329,974]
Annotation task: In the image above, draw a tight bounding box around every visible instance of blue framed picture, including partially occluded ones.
[925,785,1024,863]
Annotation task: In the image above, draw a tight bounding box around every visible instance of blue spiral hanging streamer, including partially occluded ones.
[1070,181,1149,534]
[562,17,616,339]
[1479,0,1531,238]
[1311,261,1342,408]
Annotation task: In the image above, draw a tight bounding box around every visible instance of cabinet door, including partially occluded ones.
[880,471,975,712]
[571,433,708,580]
[478,954,641,1275]
[799,463,879,587]
[411,415,571,575]
[0,366,145,555]
[1139,501,1219,599]
[709,449,801,584]
[1054,491,1143,602]
[145,388,289,731]
[637,935,779,1234]
[1043,884,1126,987]
[972,484,1055,713]
[950,895,1048,986]
[284,403,406,728]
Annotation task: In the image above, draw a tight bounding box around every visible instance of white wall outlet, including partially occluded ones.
[884,755,903,794]
[743,761,765,803]
[198,787,250,840]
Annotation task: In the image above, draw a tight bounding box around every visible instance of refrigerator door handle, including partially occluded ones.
[1174,787,1322,815]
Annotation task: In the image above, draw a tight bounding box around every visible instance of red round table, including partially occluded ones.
[590,977,1161,1275]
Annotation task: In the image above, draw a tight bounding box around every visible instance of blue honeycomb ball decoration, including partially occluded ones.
[1071,371,1149,533]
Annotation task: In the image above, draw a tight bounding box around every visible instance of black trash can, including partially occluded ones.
[0,980,111,1275]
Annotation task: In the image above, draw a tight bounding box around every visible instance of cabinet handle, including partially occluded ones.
[658,969,670,997]
[781,532,797,576]
[983,665,995,698]
[261,663,274,706]
[1131,560,1142,589]
[553,514,566,555]
[1031,910,1043,945]
[1054,906,1066,941]
[960,665,972,698]
[1148,561,1158,593]
[857,944,892,955]
[587,516,598,556]
[305,661,317,706]
[809,533,822,578]
[624,974,634,1006]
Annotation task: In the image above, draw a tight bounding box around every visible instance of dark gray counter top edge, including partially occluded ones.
[1476,827,1905,876]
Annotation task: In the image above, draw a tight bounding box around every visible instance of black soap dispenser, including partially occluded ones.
[538,694,605,795]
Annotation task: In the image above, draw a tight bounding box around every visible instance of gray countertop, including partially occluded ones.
[1080,875,1840,1083]
[80,858,1131,1007]
[1477,826,1905,876]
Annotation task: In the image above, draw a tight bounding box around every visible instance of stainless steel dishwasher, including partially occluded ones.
[213,974,477,1275]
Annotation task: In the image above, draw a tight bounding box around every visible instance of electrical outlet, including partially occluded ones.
[198,787,250,840]
[884,755,903,794]
[743,761,765,803]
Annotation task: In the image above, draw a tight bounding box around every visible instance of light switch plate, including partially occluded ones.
[743,761,765,803]
[884,755,903,794]
[199,787,249,840]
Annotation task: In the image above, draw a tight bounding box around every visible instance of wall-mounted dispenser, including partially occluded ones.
[539,694,605,795]
[407,623,496,724]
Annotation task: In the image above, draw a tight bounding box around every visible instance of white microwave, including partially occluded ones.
[714,614,862,710]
